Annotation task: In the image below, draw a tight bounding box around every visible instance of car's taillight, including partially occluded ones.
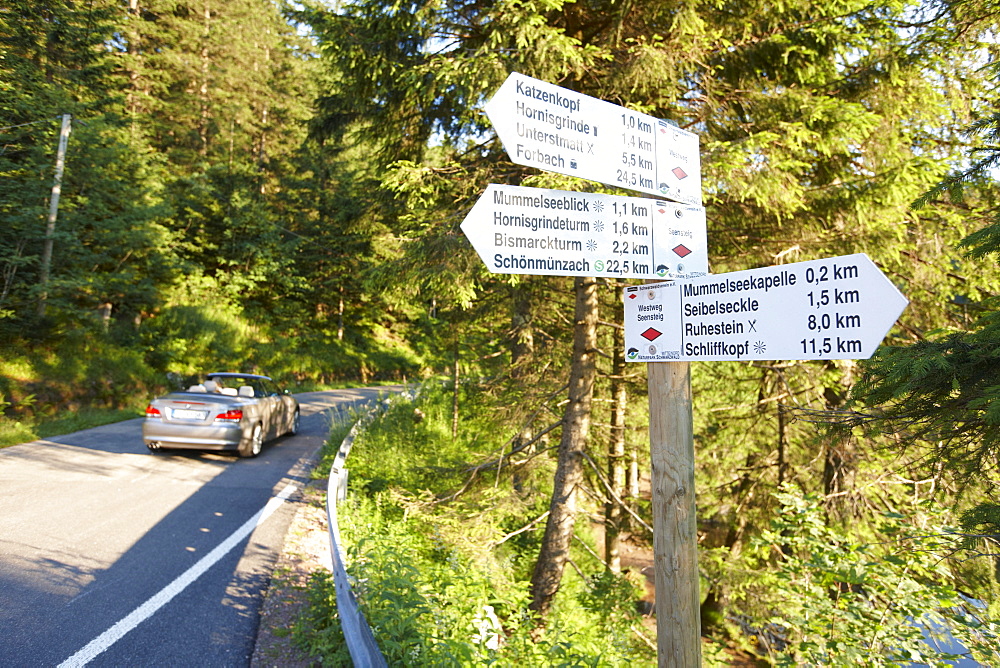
[145,405,161,418]
[215,409,243,423]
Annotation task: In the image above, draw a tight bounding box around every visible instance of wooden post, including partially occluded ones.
[647,360,701,666]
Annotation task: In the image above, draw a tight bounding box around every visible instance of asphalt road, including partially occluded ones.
[0,387,390,667]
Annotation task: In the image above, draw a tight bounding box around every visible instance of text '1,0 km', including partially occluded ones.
[485,72,702,205]
[623,254,908,362]
[461,184,708,279]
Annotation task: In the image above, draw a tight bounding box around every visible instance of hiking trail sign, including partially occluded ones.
[485,72,702,206]
[460,184,708,280]
[471,73,909,667]
[623,253,908,362]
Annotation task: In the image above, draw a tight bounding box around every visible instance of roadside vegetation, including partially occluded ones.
[297,387,1000,665]
[298,385,663,666]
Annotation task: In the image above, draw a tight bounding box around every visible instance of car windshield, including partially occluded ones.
[204,375,276,397]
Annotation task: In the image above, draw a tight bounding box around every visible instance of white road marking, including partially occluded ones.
[58,482,298,667]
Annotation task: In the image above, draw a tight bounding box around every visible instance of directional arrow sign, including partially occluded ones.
[485,72,702,206]
[623,254,907,362]
[461,184,708,279]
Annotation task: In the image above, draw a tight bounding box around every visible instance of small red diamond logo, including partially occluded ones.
[641,328,662,341]
[673,244,692,258]
[672,166,688,180]
[628,293,637,299]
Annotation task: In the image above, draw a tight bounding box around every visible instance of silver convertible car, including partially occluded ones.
[143,373,300,458]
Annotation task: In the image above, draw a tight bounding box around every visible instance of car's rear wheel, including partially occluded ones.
[238,423,264,458]
[288,410,300,436]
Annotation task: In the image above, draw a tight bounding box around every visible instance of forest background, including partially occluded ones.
[3,0,1000,663]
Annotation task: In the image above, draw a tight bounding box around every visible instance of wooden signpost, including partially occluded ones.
[467,73,909,667]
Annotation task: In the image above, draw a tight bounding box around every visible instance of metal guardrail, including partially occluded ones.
[325,405,388,668]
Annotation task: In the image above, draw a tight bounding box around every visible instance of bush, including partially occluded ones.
[751,492,1000,666]
[297,385,656,665]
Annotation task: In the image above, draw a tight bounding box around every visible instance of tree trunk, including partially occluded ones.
[337,286,344,341]
[822,368,857,523]
[198,2,212,156]
[777,400,788,487]
[605,320,627,573]
[823,436,858,520]
[125,0,142,135]
[627,439,640,501]
[452,331,460,439]
[510,283,536,486]
[703,450,757,630]
[529,276,598,619]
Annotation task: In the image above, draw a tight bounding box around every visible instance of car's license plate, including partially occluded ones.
[171,408,208,420]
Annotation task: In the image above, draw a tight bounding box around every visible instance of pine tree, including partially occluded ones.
[0,0,174,332]
[118,0,321,328]
[850,62,1000,521]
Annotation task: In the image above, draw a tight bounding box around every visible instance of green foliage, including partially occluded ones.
[140,299,260,375]
[0,0,430,392]
[576,570,646,637]
[300,3,1000,648]
[342,386,473,494]
[0,419,37,449]
[749,491,1000,665]
[958,504,1000,572]
[849,318,1000,481]
[297,386,654,665]
[0,0,175,332]
[849,57,1000,537]
[2,0,1000,659]
[0,332,157,446]
[293,571,352,666]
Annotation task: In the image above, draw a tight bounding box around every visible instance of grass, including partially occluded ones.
[0,404,146,448]
[0,326,407,451]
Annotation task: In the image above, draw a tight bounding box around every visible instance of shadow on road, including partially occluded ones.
[0,386,395,667]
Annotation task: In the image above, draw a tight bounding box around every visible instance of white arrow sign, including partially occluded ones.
[461,184,708,279]
[623,254,907,362]
[485,72,702,206]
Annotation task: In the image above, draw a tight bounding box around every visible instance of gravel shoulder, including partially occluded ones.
[251,482,330,668]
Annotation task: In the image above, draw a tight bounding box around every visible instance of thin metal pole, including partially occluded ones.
[37,113,72,317]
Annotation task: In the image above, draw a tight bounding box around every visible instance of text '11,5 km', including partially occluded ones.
[623,253,908,362]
